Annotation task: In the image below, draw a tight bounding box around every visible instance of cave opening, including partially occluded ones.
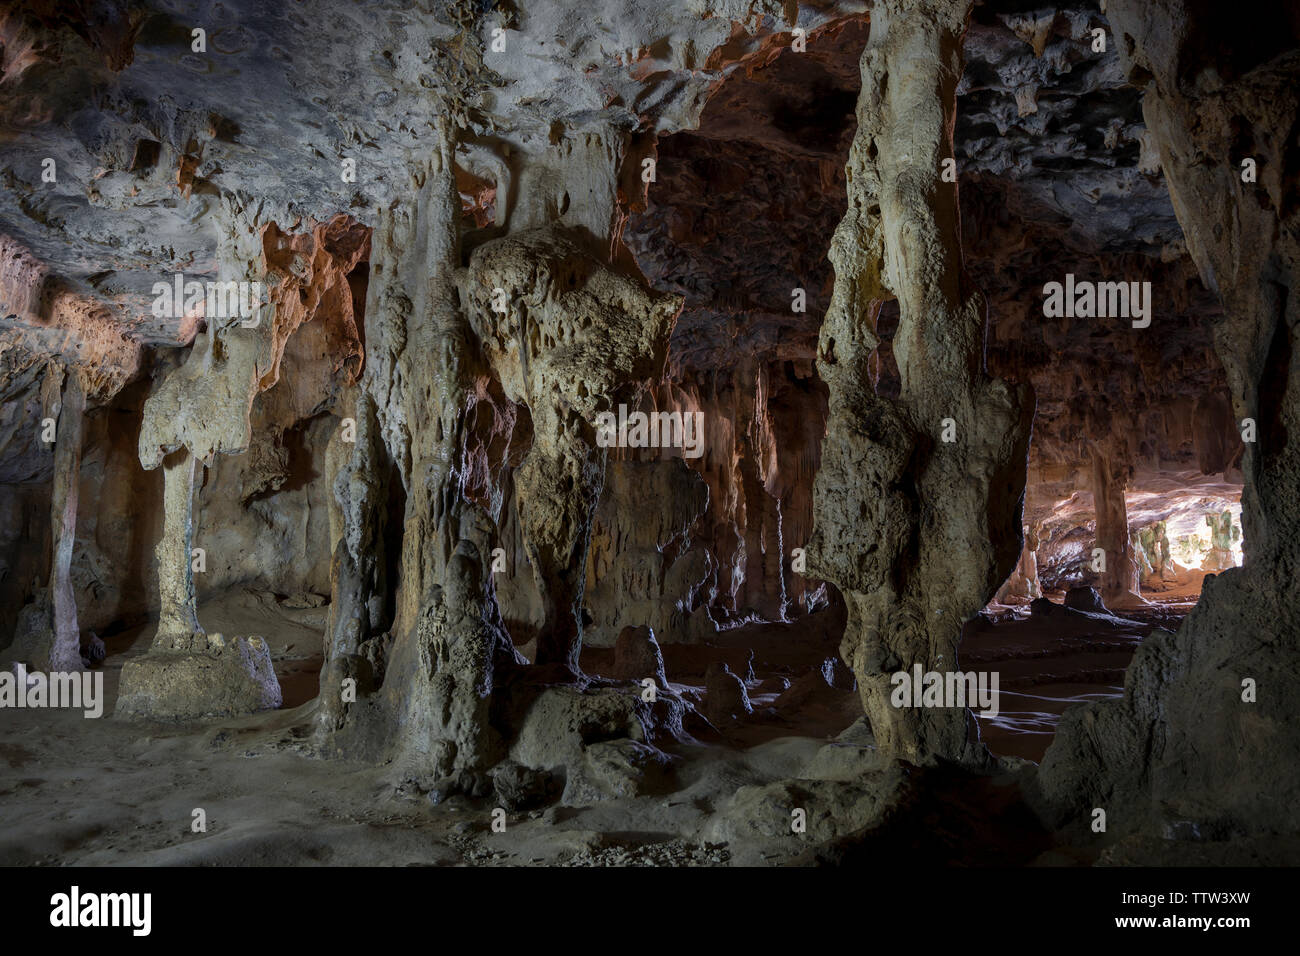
[953,2,1248,760]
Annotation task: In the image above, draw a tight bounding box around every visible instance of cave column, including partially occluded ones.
[807,0,1033,765]
[519,135,622,674]
[489,129,676,675]
[320,119,520,786]
[1089,447,1144,607]
[116,195,283,720]
[45,372,86,672]
[316,391,390,738]
[151,448,204,650]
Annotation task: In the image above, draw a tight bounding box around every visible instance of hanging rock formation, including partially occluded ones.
[460,135,682,673]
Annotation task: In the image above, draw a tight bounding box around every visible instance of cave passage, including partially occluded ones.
[565,20,870,744]
[963,169,1244,760]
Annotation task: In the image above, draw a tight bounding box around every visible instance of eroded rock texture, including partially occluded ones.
[808,0,1032,765]
[316,123,518,783]
[461,221,681,671]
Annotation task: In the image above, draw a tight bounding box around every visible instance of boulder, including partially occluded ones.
[704,661,752,725]
[115,634,281,721]
[1064,586,1109,615]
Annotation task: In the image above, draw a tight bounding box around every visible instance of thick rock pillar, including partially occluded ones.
[461,131,680,675]
[807,0,1033,765]
[152,448,203,650]
[320,122,519,787]
[4,369,88,672]
[1090,448,1145,607]
[316,392,391,738]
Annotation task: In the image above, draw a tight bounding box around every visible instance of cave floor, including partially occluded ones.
[0,590,1191,867]
[0,660,862,867]
[967,597,1188,762]
[0,594,846,866]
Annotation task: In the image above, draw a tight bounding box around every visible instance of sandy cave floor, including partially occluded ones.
[0,588,1185,867]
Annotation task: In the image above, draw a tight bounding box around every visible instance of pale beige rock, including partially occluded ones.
[585,459,713,647]
[115,633,281,721]
[461,220,681,670]
[119,196,288,719]
[808,0,1033,765]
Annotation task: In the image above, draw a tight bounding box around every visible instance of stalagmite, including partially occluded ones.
[1201,510,1239,571]
[316,392,391,738]
[808,0,1034,765]
[995,524,1042,604]
[1136,521,1174,586]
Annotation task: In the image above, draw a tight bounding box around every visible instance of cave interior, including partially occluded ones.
[0,0,1296,868]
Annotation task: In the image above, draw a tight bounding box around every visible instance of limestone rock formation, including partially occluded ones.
[609,624,669,689]
[704,660,753,725]
[807,0,1033,765]
[2,0,1298,874]
[585,460,713,647]
[461,224,682,671]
